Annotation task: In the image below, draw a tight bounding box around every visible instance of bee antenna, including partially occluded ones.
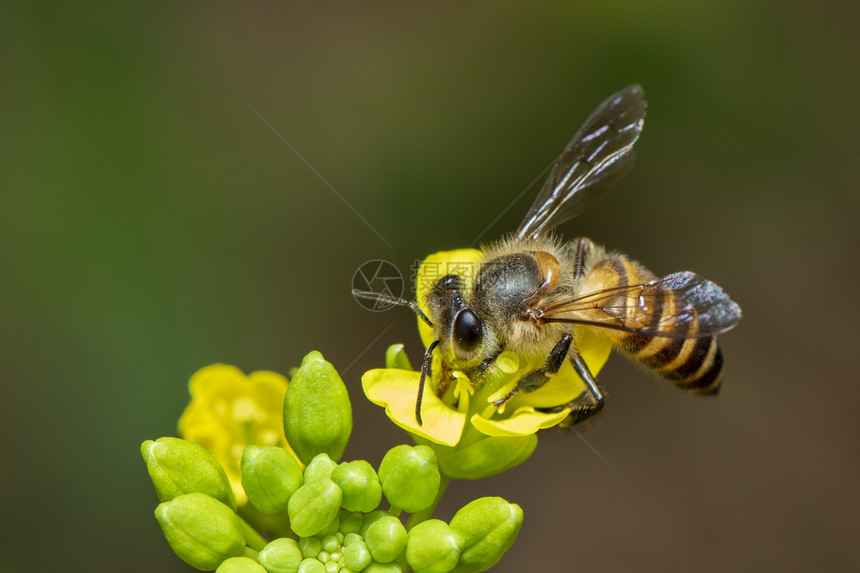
[416,339,440,426]
[351,289,434,327]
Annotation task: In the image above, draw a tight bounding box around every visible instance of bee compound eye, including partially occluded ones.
[453,308,483,354]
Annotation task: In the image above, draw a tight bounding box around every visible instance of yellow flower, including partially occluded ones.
[178,364,297,505]
[362,249,612,471]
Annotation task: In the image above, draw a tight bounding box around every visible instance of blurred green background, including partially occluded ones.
[2,1,858,571]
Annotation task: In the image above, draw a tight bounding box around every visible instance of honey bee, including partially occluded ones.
[355,85,741,426]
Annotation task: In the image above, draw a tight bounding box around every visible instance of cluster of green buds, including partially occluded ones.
[142,351,522,572]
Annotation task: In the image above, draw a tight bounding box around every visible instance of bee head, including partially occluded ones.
[426,274,486,363]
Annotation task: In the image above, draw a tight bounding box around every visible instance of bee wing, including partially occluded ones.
[515,85,646,241]
[542,271,742,338]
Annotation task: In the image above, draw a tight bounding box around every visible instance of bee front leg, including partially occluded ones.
[538,353,605,425]
[492,334,573,408]
[476,349,503,374]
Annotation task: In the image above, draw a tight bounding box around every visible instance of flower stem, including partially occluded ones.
[243,547,260,559]
[406,475,450,531]
[238,515,268,551]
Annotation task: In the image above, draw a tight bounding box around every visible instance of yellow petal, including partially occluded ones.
[362,368,466,447]
[576,325,614,377]
[246,370,289,405]
[503,360,585,410]
[188,364,247,401]
[179,364,296,506]
[488,327,613,411]
[179,409,231,453]
[414,249,484,347]
[471,406,570,437]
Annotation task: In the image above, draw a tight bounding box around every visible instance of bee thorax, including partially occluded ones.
[472,253,541,316]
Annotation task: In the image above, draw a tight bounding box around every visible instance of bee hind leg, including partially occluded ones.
[492,334,573,408]
[538,353,605,425]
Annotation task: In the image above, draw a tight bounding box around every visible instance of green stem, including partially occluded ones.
[238,503,294,541]
[406,475,450,531]
[243,546,259,559]
[238,515,268,551]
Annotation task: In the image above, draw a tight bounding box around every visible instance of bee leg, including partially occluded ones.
[476,349,503,374]
[415,339,440,426]
[492,334,572,407]
[540,353,605,424]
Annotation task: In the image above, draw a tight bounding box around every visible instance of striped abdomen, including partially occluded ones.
[621,332,724,394]
[579,257,725,394]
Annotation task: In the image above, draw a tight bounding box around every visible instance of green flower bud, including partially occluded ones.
[405,520,463,573]
[385,343,413,370]
[364,515,407,563]
[448,497,523,572]
[217,556,268,573]
[288,478,343,537]
[299,536,322,559]
[332,460,383,513]
[321,534,340,553]
[142,437,236,510]
[257,538,304,573]
[298,558,326,573]
[283,351,352,464]
[359,510,388,537]
[343,532,363,547]
[154,493,245,570]
[338,511,363,535]
[378,445,440,512]
[299,537,322,558]
[343,539,372,571]
[429,435,537,480]
[304,453,338,483]
[364,561,403,573]
[319,513,340,537]
[241,446,303,514]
